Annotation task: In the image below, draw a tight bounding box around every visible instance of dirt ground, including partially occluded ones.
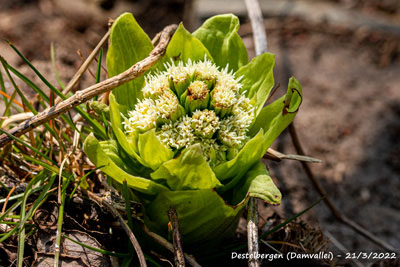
[1,0,399,265]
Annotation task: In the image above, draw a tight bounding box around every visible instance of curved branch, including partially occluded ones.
[0,24,177,148]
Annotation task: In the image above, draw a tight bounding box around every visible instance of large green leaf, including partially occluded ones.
[109,93,146,166]
[236,53,275,116]
[152,23,212,72]
[232,162,281,205]
[145,188,243,244]
[84,133,168,195]
[249,77,303,152]
[100,139,150,177]
[213,130,265,183]
[138,129,174,170]
[107,12,153,107]
[150,144,222,190]
[193,14,248,72]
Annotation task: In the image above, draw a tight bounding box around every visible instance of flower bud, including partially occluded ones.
[123,99,157,133]
[210,83,237,117]
[217,115,246,147]
[155,90,185,125]
[143,74,169,99]
[166,62,190,97]
[181,80,210,113]
[188,59,219,90]
[190,109,219,139]
[157,115,194,150]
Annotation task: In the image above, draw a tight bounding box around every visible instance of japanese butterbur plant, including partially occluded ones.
[84,13,302,245]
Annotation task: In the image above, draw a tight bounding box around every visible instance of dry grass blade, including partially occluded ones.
[265,148,322,163]
[1,112,34,128]
[0,24,177,148]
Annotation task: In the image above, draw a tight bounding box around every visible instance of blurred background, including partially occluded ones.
[1,0,399,261]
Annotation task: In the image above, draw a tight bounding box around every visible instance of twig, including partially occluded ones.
[0,24,178,148]
[86,191,147,267]
[168,208,185,267]
[142,225,201,267]
[55,30,110,104]
[247,198,259,267]
[245,0,267,55]
[288,124,396,252]
[245,0,268,266]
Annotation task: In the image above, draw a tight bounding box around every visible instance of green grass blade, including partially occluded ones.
[94,48,103,101]
[9,42,65,99]
[22,155,72,180]
[0,199,22,222]
[4,61,81,134]
[17,173,46,266]
[96,48,103,84]
[0,129,54,163]
[0,57,37,115]
[0,67,9,114]
[69,167,102,200]
[0,89,18,118]
[0,59,67,150]
[19,174,56,228]
[122,180,134,231]
[0,224,18,242]
[50,43,65,89]
[5,62,50,103]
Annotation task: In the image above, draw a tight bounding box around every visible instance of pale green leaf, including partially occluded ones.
[109,94,146,166]
[213,130,265,182]
[249,77,303,152]
[232,162,281,205]
[138,129,174,170]
[152,23,212,72]
[151,144,222,190]
[107,12,153,107]
[83,133,168,195]
[193,14,248,72]
[236,53,275,116]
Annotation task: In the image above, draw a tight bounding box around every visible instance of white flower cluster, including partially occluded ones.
[123,58,255,162]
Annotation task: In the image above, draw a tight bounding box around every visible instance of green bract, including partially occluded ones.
[83,13,303,244]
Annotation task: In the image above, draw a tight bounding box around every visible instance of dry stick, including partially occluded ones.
[168,207,185,267]
[142,225,201,267]
[288,124,396,252]
[168,208,185,267]
[245,0,268,266]
[86,191,147,267]
[55,30,110,104]
[0,24,178,148]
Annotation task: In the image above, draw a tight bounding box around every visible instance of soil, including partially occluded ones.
[0,0,399,266]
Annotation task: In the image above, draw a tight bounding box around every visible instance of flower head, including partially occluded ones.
[123,59,254,159]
